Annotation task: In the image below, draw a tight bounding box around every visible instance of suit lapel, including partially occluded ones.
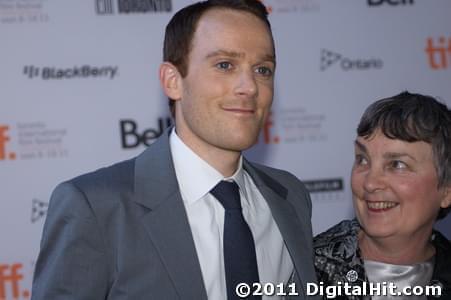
[244,160,312,297]
[133,130,208,300]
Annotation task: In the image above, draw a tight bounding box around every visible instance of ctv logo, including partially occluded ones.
[367,0,413,6]
[0,125,16,161]
[426,37,451,70]
[0,263,29,299]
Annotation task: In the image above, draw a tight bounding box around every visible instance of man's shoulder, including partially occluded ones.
[47,157,139,221]
[68,157,136,193]
[247,161,308,193]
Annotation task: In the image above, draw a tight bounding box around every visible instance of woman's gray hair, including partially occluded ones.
[357,91,451,219]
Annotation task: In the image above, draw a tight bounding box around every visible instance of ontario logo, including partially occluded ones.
[320,49,383,71]
[31,199,48,223]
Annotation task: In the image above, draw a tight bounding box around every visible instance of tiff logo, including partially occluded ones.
[425,37,451,70]
[0,263,29,299]
[261,112,279,144]
[96,0,114,14]
[0,125,16,161]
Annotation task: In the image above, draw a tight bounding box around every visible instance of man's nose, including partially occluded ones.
[234,69,258,98]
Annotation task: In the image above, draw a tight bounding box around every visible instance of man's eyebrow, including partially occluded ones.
[206,50,244,59]
[205,49,276,63]
[354,140,367,153]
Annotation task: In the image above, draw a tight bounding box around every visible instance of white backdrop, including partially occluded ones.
[1,0,451,299]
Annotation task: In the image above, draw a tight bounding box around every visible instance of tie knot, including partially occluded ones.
[210,180,241,210]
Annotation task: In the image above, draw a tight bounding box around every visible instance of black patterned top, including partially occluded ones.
[313,219,451,300]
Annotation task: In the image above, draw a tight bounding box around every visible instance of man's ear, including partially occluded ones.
[159,62,182,100]
[440,185,451,209]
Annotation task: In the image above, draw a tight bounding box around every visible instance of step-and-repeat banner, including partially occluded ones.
[1,0,451,298]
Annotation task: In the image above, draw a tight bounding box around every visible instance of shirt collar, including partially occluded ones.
[170,128,245,205]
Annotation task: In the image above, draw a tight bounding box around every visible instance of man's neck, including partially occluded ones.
[174,128,241,177]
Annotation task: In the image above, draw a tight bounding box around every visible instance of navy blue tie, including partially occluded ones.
[210,181,261,300]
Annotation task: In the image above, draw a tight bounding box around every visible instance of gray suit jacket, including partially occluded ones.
[32,130,319,299]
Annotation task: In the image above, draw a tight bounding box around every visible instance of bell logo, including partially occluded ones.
[0,125,16,161]
[120,118,172,149]
[425,37,451,70]
[0,263,29,299]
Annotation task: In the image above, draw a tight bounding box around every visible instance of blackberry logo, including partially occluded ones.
[96,0,172,14]
[23,65,118,80]
[320,49,383,71]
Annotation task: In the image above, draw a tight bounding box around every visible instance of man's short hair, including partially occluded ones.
[357,91,451,219]
[163,0,273,117]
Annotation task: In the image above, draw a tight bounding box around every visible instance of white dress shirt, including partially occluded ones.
[170,129,293,300]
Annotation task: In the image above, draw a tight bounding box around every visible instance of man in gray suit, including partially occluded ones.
[32,0,318,299]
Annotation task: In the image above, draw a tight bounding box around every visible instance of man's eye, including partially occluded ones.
[255,66,273,77]
[216,62,233,70]
[354,154,368,166]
